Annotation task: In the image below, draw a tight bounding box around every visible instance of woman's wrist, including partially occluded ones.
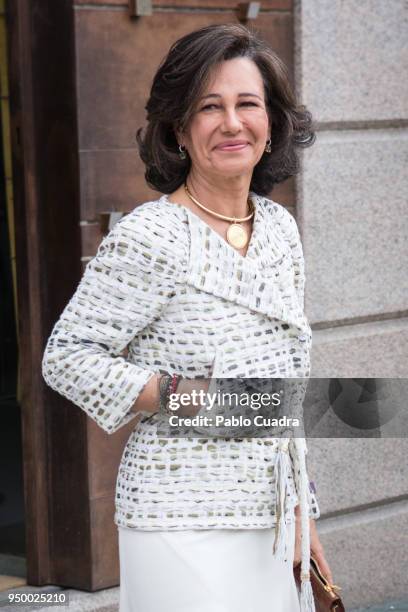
[157,373,182,415]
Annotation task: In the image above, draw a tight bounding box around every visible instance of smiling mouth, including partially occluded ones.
[215,143,249,151]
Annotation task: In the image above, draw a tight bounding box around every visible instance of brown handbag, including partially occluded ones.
[293,555,345,611]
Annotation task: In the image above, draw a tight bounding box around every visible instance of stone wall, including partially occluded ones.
[294,1,408,608]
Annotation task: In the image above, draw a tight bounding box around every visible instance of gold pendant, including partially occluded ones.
[226,222,248,249]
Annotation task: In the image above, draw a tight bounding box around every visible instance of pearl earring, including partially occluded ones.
[265,138,272,153]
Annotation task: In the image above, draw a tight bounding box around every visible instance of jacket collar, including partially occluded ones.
[183,193,308,331]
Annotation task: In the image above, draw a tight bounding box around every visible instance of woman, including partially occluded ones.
[42,24,334,612]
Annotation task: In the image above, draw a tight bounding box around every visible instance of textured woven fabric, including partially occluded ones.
[41,192,320,534]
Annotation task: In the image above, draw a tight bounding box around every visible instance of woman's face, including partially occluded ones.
[178,57,271,181]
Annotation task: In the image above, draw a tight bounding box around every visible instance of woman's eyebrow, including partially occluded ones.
[199,93,263,101]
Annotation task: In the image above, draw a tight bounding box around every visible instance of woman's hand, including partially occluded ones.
[172,378,212,416]
[309,518,334,585]
[293,512,334,585]
[130,375,211,417]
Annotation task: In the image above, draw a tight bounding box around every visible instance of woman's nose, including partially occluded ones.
[221,108,242,132]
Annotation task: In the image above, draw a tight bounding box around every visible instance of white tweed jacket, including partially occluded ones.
[42,192,319,584]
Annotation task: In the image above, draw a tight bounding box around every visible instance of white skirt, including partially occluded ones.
[118,522,300,612]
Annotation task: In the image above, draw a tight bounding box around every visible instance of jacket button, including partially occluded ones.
[298,333,308,342]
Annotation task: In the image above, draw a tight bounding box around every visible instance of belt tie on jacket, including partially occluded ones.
[273,438,315,612]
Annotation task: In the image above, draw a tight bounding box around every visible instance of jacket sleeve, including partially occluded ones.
[304,440,321,519]
[41,206,185,434]
[307,482,321,520]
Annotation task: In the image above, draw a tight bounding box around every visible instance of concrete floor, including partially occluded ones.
[351,601,408,612]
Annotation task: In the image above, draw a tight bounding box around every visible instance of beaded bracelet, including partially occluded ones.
[158,373,182,416]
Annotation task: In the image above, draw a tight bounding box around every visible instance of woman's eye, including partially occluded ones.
[201,102,258,111]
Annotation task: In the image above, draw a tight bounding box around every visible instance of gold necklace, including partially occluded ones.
[184,182,255,249]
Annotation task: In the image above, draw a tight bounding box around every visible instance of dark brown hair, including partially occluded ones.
[136,23,315,196]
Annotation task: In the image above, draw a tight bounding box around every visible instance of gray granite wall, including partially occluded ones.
[293,1,408,608]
